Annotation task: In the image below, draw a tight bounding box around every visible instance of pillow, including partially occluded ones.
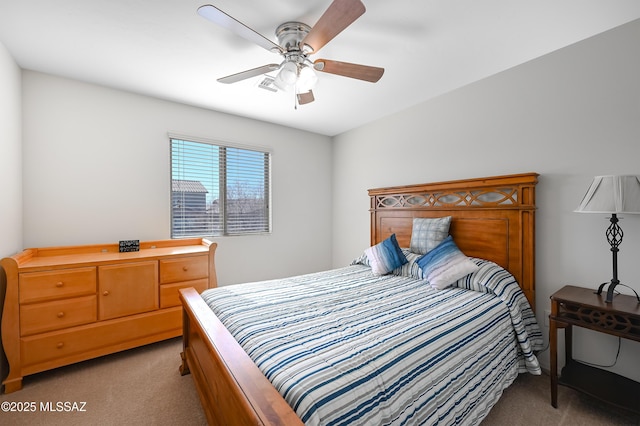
[453,257,505,295]
[353,248,424,279]
[416,235,479,289]
[364,234,408,276]
[350,251,370,267]
[451,258,493,295]
[391,249,425,280]
[409,216,452,255]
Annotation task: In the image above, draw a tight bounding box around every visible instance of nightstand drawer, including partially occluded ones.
[159,255,208,284]
[20,295,97,336]
[19,267,97,304]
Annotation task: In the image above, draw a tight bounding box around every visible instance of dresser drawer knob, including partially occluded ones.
[55,281,64,288]
[56,342,64,349]
[103,290,110,296]
[57,312,65,318]
[183,266,188,272]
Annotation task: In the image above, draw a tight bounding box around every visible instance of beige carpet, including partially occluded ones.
[0,338,207,425]
[1,338,638,425]
[484,371,639,426]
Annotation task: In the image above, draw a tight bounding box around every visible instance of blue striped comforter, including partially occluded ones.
[201,262,542,425]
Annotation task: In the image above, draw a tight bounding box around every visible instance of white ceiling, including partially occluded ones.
[1,0,640,136]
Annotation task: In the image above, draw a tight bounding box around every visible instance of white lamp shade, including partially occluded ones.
[296,64,318,92]
[274,61,298,91]
[575,175,640,214]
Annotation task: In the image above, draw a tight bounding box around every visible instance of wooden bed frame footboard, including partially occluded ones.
[179,287,303,426]
[179,172,539,425]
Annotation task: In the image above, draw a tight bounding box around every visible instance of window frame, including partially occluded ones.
[169,133,272,238]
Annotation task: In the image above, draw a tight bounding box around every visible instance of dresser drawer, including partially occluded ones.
[20,295,97,336]
[160,278,208,308]
[159,255,208,284]
[20,307,182,370]
[19,267,97,304]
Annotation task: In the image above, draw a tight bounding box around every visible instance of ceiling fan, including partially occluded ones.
[197,0,384,106]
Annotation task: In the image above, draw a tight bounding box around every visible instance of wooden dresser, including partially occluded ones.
[1,238,217,393]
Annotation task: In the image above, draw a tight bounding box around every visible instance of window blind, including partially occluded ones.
[170,137,271,237]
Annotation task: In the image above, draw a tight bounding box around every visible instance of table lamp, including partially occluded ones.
[575,175,640,303]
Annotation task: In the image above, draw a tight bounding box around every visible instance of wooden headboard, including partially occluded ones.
[369,173,538,309]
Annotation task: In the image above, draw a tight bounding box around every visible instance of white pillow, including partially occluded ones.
[417,236,478,289]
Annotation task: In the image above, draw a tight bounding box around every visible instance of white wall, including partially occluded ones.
[0,41,22,258]
[332,19,640,380]
[0,39,22,392]
[21,72,333,286]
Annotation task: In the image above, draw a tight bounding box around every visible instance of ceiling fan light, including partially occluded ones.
[297,64,318,92]
[274,61,297,91]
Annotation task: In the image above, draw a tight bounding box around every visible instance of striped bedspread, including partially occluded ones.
[201,262,543,426]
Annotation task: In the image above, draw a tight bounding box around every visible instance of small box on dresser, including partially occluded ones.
[1,238,217,393]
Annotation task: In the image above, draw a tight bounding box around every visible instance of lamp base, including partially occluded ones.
[595,281,619,303]
[596,281,640,303]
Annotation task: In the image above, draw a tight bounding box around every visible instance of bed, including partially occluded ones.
[179,172,542,425]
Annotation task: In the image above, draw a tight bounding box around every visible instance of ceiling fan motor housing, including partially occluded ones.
[275,22,311,52]
[274,21,316,91]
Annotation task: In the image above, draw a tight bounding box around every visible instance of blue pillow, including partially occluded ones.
[416,235,479,289]
[365,234,408,276]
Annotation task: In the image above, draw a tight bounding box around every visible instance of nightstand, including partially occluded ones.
[549,285,640,413]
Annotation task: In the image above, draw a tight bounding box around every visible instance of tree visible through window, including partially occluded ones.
[171,137,271,237]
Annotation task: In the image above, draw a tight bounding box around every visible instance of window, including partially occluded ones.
[170,137,271,238]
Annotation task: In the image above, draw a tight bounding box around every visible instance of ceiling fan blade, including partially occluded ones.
[217,64,280,84]
[313,59,384,82]
[198,5,284,54]
[297,90,315,105]
[300,0,365,53]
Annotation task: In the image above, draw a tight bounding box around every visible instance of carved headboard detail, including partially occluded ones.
[369,173,538,308]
